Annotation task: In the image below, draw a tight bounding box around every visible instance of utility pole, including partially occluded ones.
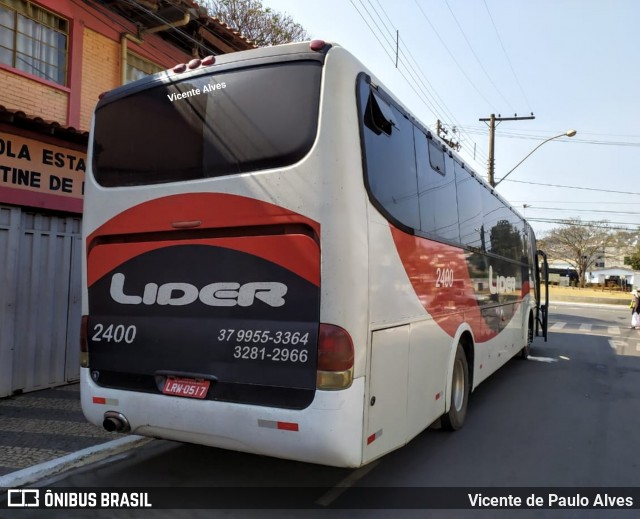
[479,113,535,187]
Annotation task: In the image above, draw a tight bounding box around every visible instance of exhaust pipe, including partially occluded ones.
[103,411,131,433]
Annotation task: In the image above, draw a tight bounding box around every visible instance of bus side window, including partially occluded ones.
[428,140,446,175]
[364,91,396,136]
[482,190,522,263]
[509,210,526,261]
[455,162,483,250]
[416,132,459,241]
[360,84,419,231]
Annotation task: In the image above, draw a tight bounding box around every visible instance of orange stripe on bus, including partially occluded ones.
[277,421,299,432]
[367,429,383,445]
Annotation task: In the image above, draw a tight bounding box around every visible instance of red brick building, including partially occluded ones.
[0,0,254,397]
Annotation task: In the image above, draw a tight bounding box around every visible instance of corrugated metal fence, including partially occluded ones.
[0,205,81,398]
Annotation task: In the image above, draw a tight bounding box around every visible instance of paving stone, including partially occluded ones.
[0,396,84,412]
[0,418,112,438]
[0,383,117,479]
[0,446,69,469]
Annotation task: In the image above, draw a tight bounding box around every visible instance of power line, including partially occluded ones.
[509,181,640,228]
[118,0,218,56]
[482,0,531,111]
[350,0,396,62]
[74,0,188,67]
[356,1,466,151]
[514,201,640,205]
[459,125,640,140]
[527,218,640,232]
[412,0,496,111]
[353,0,458,148]
[525,207,640,216]
[444,0,515,113]
[350,0,489,168]
[459,127,640,147]
[367,0,398,49]
[369,0,470,137]
[505,179,640,196]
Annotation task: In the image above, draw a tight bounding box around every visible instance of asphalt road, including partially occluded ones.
[5,303,640,518]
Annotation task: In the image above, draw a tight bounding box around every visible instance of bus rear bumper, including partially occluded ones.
[80,369,365,468]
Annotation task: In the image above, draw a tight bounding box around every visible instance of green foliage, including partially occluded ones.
[202,0,309,46]
[626,251,640,270]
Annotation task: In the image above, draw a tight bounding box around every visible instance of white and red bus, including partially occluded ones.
[80,40,548,468]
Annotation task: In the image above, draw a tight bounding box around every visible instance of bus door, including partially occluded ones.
[535,250,549,341]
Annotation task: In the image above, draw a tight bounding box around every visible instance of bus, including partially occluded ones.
[80,40,548,468]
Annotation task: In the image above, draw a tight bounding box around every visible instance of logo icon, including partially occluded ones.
[109,273,288,307]
[7,489,40,507]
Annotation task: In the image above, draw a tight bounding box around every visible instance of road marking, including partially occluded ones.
[527,356,558,363]
[609,339,627,351]
[549,322,629,339]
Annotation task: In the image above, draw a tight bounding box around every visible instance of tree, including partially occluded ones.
[538,218,618,287]
[611,227,640,269]
[202,0,309,47]
[627,251,640,271]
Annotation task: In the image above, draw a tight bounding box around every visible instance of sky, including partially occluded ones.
[261,0,640,237]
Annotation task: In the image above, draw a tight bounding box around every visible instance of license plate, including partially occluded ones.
[162,377,210,399]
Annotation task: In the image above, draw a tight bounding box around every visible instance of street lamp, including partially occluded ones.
[493,129,577,187]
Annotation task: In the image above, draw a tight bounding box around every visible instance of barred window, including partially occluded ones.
[126,52,163,84]
[0,0,68,85]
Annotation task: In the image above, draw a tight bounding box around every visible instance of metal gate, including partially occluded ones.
[0,205,82,398]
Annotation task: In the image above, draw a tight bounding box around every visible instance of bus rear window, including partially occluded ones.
[92,61,322,187]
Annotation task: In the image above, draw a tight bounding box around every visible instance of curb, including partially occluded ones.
[0,435,152,489]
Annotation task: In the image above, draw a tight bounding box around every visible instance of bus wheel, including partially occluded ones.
[441,342,469,431]
[519,320,533,359]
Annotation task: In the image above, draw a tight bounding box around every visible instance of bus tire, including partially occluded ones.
[519,319,533,359]
[441,342,469,431]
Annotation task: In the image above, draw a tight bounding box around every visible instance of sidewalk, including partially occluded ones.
[0,383,139,485]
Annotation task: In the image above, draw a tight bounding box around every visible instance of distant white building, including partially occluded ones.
[585,267,638,290]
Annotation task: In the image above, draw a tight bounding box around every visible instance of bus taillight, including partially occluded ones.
[80,315,89,368]
[317,324,354,390]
